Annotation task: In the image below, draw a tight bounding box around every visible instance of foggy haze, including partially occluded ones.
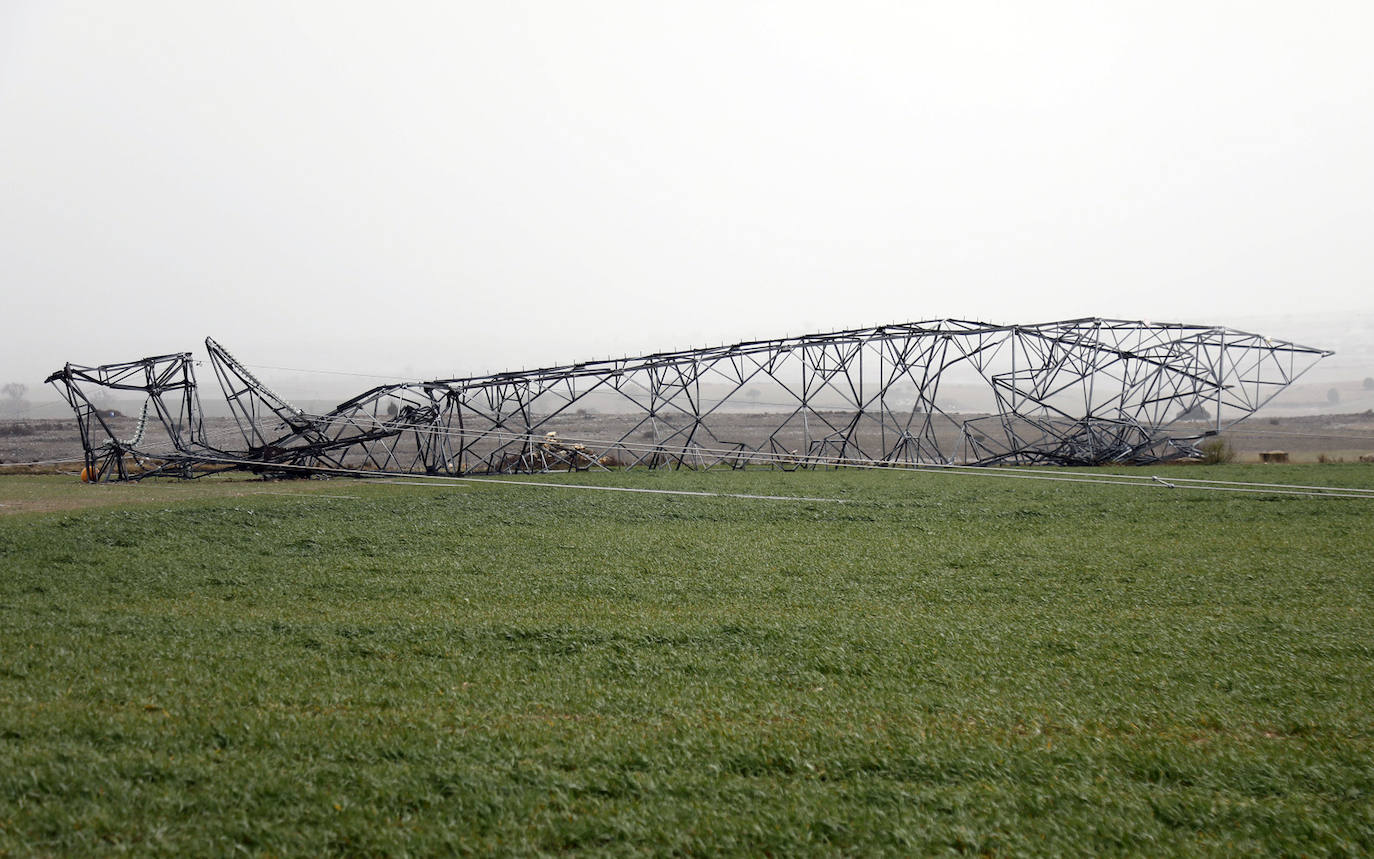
[3,2,1372,403]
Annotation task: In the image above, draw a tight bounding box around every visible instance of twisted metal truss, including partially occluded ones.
[47,319,1330,481]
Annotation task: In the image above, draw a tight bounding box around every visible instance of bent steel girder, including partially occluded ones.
[44,352,208,481]
[48,319,1331,481]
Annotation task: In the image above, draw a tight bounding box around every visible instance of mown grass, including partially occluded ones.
[1,467,1373,855]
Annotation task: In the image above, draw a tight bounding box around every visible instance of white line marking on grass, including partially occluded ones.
[380,476,845,503]
[251,491,359,499]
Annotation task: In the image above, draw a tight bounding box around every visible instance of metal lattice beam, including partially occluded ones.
[47,319,1332,480]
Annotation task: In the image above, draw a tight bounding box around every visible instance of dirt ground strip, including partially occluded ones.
[0,474,367,516]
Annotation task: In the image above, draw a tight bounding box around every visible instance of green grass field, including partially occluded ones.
[2,467,1372,855]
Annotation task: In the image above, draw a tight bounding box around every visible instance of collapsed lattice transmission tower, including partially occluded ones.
[47,319,1330,482]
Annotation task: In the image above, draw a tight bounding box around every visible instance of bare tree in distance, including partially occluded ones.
[1,382,29,417]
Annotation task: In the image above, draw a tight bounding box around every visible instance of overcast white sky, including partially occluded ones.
[2,1,1371,396]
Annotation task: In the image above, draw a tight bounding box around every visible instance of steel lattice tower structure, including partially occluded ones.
[48,319,1330,481]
